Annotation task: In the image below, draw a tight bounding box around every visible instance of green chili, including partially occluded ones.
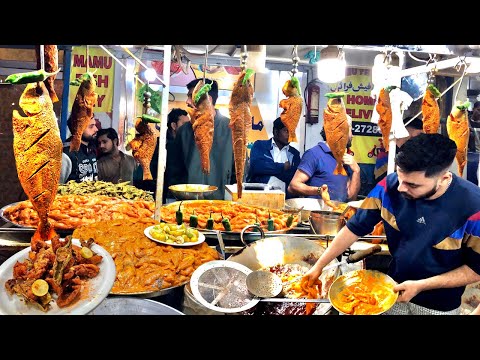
[221,213,232,232]
[290,76,301,96]
[457,101,471,111]
[267,212,275,231]
[189,209,198,228]
[194,82,212,105]
[325,92,346,98]
[253,216,261,232]
[175,201,184,225]
[69,71,95,86]
[6,68,61,85]
[137,114,161,123]
[206,211,214,230]
[242,69,255,85]
[385,85,398,93]
[286,214,294,228]
[427,84,441,98]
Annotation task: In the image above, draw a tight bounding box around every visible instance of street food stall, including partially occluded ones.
[0,44,479,315]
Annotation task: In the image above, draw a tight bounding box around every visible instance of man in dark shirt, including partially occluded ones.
[63,115,98,182]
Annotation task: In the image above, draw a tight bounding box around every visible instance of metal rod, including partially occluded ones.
[120,46,166,87]
[99,45,145,85]
[39,45,44,70]
[60,47,72,142]
[86,45,89,73]
[203,45,208,83]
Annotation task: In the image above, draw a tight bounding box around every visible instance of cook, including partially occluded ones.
[305,133,480,315]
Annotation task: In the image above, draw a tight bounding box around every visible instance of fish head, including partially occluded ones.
[231,70,254,103]
[18,82,49,117]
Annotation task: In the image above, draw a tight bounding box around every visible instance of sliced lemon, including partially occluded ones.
[32,279,49,297]
[81,247,93,259]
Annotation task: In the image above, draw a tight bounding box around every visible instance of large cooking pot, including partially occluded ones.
[225,225,341,315]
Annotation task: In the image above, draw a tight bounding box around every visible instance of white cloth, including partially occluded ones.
[267,141,289,191]
[389,88,413,140]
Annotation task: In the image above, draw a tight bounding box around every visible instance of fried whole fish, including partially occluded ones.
[323,93,349,176]
[128,119,159,180]
[376,88,393,152]
[279,76,303,143]
[186,80,215,174]
[229,69,254,199]
[422,84,441,134]
[69,72,98,152]
[447,101,470,177]
[36,45,59,103]
[12,82,63,249]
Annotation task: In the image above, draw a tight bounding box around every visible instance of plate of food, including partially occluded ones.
[0,238,116,315]
[144,224,206,247]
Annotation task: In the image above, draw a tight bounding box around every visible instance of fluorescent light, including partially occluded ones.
[317,46,346,84]
[246,45,267,73]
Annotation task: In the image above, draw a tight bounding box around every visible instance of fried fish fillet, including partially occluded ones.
[128,119,159,180]
[323,95,349,176]
[229,70,254,199]
[279,77,303,143]
[447,103,470,177]
[422,84,441,134]
[12,82,63,248]
[376,88,393,152]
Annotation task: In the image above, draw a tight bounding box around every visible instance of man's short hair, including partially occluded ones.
[474,101,480,109]
[97,127,119,143]
[403,116,423,130]
[273,117,285,131]
[186,78,219,105]
[167,108,188,129]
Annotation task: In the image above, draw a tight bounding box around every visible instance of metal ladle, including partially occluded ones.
[246,244,382,299]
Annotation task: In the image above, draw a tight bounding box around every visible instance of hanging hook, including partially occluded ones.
[290,45,299,77]
[240,45,248,70]
[203,45,208,83]
[427,54,438,84]
[454,56,468,72]
[85,45,89,73]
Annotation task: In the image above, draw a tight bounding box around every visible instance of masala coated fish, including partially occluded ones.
[279,76,303,143]
[69,72,98,152]
[376,87,393,152]
[128,118,159,180]
[12,82,63,249]
[229,69,254,199]
[422,84,441,134]
[186,80,215,174]
[36,45,59,103]
[447,101,470,177]
[323,93,349,176]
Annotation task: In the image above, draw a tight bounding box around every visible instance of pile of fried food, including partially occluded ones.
[5,236,102,312]
[3,194,154,230]
[73,218,220,294]
[332,270,397,315]
[161,200,298,232]
[57,180,154,201]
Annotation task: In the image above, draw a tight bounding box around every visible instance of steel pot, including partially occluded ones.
[285,198,347,222]
[309,210,346,236]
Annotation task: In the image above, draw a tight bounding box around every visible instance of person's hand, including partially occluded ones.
[393,280,423,302]
[342,153,360,173]
[284,161,291,171]
[304,266,323,287]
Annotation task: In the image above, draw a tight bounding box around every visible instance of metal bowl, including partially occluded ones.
[285,198,348,222]
[328,269,398,315]
[169,184,218,200]
[88,297,184,315]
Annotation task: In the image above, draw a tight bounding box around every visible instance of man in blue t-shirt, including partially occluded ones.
[288,116,360,202]
[305,133,480,314]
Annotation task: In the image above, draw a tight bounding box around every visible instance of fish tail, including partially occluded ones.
[333,162,347,176]
[32,219,58,242]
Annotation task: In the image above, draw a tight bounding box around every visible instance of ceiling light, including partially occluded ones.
[245,45,267,73]
[144,68,157,82]
[316,46,346,84]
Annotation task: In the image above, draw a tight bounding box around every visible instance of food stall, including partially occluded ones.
[0,44,479,315]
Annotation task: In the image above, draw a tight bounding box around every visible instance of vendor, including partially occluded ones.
[288,115,360,202]
[305,133,480,315]
[247,117,300,197]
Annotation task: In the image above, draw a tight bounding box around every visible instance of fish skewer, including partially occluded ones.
[229,69,254,199]
[69,72,98,152]
[447,101,470,177]
[36,45,59,103]
[375,87,393,152]
[422,84,441,134]
[12,82,63,250]
[323,92,349,176]
[279,76,303,143]
[186,80,215,174]
[128,118,159,180]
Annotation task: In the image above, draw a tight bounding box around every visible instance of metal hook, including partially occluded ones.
[455,56,468,72]
[290,45,300,76]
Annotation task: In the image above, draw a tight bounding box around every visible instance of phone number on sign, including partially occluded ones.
[351,121,382,137]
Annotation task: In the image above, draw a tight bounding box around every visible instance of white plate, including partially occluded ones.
[144,225,206,247]
[0,239,116,315]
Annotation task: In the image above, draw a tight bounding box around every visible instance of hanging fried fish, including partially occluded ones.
[12,82,63,250]
[422,84,441,134]
[375,87,393,152]
[229,69,254,199]
[323,92,349,176]
[186,80,215,174]
[279,76,303,142]
[128,118,159,180]
[36,45,59,103]
[447,101,470,177]
[69,72,98,152]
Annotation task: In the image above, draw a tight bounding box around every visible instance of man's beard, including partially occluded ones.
[400,183,438,200]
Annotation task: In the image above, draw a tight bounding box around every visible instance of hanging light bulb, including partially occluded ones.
[245,45,267,73]
[144,68,157,82]
[316,45,346,84]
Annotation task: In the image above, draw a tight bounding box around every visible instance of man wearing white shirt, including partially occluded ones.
[247,118,301,198]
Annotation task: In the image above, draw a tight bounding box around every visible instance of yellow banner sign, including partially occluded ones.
[329,68,382,164]
[68,46,115,112]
